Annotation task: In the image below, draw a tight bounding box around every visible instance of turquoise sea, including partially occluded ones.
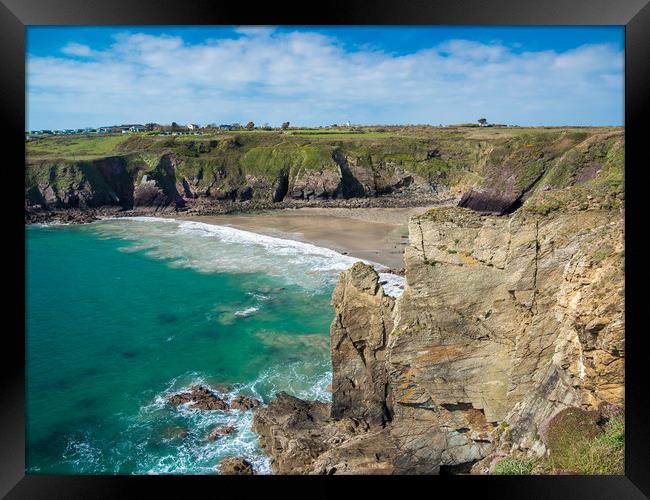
[26,217,366,474]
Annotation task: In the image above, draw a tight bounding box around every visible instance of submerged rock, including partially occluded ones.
[218,457,255,475]
[207,425,237,441]
[230,395,261,411]
[254,331,329,356]
[168,385,229,411]
[157,426,190,442]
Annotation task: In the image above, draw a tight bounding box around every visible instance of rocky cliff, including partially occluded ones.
[25,127,623,218]
[252,196,624,473]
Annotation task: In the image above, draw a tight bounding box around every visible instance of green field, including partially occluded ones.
[27,126,620,161]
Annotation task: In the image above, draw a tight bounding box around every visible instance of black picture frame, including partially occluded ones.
[3,0,649,497]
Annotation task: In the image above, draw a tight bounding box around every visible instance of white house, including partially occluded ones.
[187,123,200,130]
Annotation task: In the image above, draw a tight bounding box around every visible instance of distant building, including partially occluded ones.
[187,123,200,130]
[129,125,146,132]
[98,127,113,134]
[219,124,233,130]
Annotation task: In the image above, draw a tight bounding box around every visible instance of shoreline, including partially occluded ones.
[26,198,456,270]
[171,206,438,270]
[24,194,457,224]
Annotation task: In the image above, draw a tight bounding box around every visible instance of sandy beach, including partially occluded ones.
[175,206,440,270]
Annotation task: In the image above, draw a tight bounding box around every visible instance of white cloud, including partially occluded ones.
[28,30,624,129]
[60,42,94,57]
[233,26,277,37]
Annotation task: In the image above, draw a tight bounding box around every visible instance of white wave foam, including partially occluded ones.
[61,433,104,472]
[378,272,406,298]
[29,221,76,228]
[91,217,406,296]
[133,362,331,475]
[243,360,332,404]
[134,376,271,474]
[234,307,259,318]
[248,292,272,301]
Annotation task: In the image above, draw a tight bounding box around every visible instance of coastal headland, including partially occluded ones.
[25,125,625,474]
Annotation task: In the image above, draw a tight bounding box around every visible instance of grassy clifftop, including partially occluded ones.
[25,126,624,210]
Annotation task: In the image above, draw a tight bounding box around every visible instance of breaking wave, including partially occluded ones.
[90,217,404,297]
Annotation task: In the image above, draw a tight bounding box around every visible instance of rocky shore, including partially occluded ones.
[251,202,624,474]
[24,193,454,225]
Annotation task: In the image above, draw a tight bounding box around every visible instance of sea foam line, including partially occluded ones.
[116,216,406,297]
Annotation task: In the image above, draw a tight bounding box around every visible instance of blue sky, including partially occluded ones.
[26,26,624,129]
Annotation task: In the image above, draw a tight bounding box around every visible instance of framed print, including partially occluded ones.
[2,0,649,497]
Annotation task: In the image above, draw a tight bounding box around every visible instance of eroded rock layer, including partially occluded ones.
[253,204,624,474]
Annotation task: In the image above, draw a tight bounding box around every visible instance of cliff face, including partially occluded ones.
[25,128,623,213]
[388,206,623,464]
[252,202,624,474]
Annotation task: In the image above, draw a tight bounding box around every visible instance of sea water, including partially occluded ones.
[25,217,398,474]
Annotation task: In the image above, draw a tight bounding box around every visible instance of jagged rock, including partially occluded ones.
[309,428,397,475]
[134,155,185,208]
[253,204,624,474]
[252,391,396,475]
[330,262,395,427]
[595,401,624,423]
[230,395,261,411]
[219,457,255,475]
[288,169,341,200]
[470,452,509,475]
[389,206,623,459]
[458,188,520,215]
[168,385,229,411]
[252,392,332,474]
[134,177,168,207]
[207,426,237,441]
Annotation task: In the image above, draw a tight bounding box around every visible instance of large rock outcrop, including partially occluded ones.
[253,204,624,474]
[388,206,624,462]
[330,262,395,427]
[133,154,185,208]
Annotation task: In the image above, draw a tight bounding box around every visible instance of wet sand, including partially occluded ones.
[175,206,440,270]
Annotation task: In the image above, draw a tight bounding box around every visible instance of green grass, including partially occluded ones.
[239,142,337,178]
[547,416,624,475]
[490,408,624,476]
[525,196,562,215]
[593,244,614,264]
[493,458,535,475]
[27,135,130,160]
[288,130,398,138]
